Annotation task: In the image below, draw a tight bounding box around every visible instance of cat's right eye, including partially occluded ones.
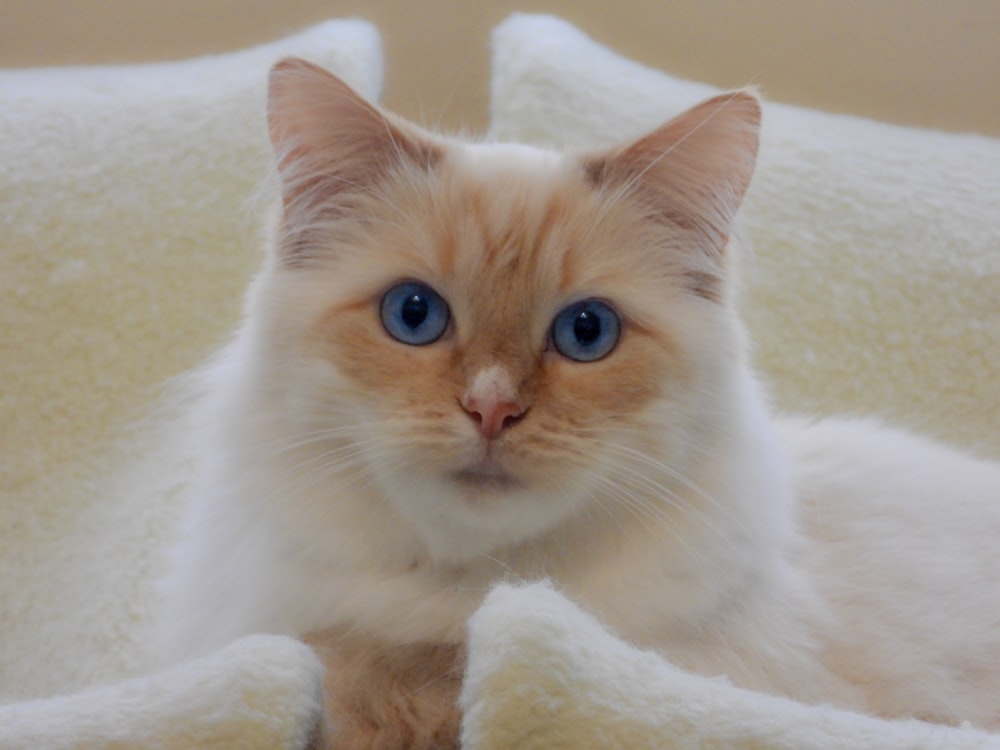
[379,281,450,346]
[550,298,621,362]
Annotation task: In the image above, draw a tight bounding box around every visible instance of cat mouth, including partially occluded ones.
[451,465,521,491]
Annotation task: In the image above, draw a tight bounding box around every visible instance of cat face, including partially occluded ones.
[256,59,760,562]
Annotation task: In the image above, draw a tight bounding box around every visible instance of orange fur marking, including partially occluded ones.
[303,630,463,750]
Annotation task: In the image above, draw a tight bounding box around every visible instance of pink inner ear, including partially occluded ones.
[268,57,441,205]
[587,90,761,252]
[266,57,444,263]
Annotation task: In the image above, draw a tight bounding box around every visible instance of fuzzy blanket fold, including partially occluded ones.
[0,635,326,750]
[461,583,1000,750]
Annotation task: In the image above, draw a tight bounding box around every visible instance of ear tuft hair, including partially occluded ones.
[267,57,442,262]
[584,90,761,254]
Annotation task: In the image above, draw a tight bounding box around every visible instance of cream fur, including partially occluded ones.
[156,61,1000,734]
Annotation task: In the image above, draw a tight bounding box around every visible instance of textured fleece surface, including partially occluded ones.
[489,13,1000,460]
[462,582,1000,750]
[0,635,326,750]
[0,17,381,749]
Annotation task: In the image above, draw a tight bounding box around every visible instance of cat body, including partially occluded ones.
[156,58,1000,743]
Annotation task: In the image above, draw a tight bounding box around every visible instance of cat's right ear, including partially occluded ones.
[267,58,440,238]
[583,90,760,259]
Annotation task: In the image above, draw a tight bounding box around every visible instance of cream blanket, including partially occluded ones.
[2,11,998,750]
[0,18,381,748]
[462,583,1000,750]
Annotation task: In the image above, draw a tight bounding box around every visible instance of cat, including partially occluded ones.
[155,57,1000,746]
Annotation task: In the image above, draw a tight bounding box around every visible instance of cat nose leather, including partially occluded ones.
[461,395,526,440]
[461,365,528,439]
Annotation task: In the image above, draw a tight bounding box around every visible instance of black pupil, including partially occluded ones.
[573,310,601,346]
[401,294,429,329]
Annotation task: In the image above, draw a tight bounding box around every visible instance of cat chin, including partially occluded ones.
[373,467,586,564]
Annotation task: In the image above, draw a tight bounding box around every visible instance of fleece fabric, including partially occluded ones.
[489,13,1000,459]
[0,635,325,750]
[0,17,381,748]
[461,582,1000,750]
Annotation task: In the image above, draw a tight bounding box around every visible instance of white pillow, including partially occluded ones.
[0,19,382,701]
[489,13,1000,458]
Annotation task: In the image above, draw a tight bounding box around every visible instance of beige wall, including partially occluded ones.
[3,0,998,136]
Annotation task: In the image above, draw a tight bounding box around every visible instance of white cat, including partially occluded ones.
[156,58,1000,746]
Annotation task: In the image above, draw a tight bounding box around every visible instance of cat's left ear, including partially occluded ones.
[266,58,440,258]
[584,90,761,255]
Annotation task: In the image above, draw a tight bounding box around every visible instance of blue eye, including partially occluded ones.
[380,281,450,346]
[551,299,621,362]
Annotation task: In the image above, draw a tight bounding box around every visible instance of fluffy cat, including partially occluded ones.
[156,57,1000,746]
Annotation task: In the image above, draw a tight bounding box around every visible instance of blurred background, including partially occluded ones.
[3,0,998,136]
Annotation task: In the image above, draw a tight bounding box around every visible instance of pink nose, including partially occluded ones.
[461,395,526,440]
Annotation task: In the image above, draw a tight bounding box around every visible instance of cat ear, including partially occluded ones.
[267,58,441,247]
[584,90,761,254]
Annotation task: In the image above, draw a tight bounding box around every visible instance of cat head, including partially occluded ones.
[251,58,760,563]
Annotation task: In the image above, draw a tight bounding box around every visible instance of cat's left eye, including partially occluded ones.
[380,281,450,346]
[550,299,621,362]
